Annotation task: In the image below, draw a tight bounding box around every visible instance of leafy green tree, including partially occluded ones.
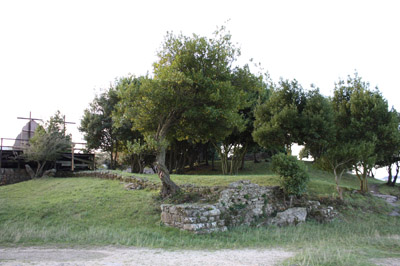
[302,89,335,160]
[253,79,306,154]
[116,28,245,196]
[253,81,335,160]
[80,85,132,169]
[24,111,71,177]
[213,65,269,175]
[124,136,159,174]
[332,73,397,193]
[318,143,358,199]
[374,109,400,186]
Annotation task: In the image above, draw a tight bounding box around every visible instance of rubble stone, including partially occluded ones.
[269,207,307,226]
[160,180,339,233]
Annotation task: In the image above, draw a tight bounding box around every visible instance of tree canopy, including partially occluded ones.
[80,84,135,169]
[80,27,400,197]
[116,27,248,196]
[330,73,399,192]
[252,79,310,153]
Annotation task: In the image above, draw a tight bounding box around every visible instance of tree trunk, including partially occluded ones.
[205,142,209,166]
[36,161,46,178]
[240,152,245,170]
[239,144,248,171]
[110,150,114,170]
[285,144,292,156]
[369,169,375,179]
[212,143,227,174]
[390,161,399,186]
[253,152,260,163]
[130,154,135,173]
[217,144,229,175]
[138,154,144,174]
[355,165,369,193]
[188,152,195,170]
[156,145,180,197]
[361,175,368,193]
[363,167,369,192]
[240,144,248,170]
[333,167,345,200]
[115,142,118,169]
[168,148,173,172]
[386,164,393,185]
[230,143,247,174]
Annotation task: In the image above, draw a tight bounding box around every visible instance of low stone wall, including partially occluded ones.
[161,204,227,233]
[0,168,31,185]
[68,170,161,190]
[160,180,338,233]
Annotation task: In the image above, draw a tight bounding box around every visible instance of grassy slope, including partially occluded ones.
[116,160,386,195]
[1,161,399,265]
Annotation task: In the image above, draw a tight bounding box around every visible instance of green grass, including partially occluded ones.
[115,160,279,186]
[117,160,385,195]
[1,161,400,265]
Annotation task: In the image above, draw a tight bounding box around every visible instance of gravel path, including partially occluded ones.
[372,258,400,266]
[0,247,294,266]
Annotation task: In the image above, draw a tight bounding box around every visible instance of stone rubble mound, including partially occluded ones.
[161,180,338,233]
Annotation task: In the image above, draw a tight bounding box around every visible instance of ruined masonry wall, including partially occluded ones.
[160,180,338,233]
[161,204,227,233]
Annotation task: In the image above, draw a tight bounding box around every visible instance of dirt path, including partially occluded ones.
[372,258,400,266]
[369,185,400,266]
[369,184,400,217]
[0,247,294,266]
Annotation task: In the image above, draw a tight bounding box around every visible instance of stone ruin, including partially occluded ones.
[161,180,338,234]
[161,204,227,233]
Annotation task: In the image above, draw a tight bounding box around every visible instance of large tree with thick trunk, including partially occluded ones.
[116,28,245,197]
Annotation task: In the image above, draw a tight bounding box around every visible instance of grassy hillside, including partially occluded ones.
[116,160,387,196]
[0,161,399,265]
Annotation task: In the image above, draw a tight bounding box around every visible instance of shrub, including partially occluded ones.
[271,153,309,196]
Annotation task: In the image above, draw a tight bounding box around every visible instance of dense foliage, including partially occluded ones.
[330,74,400,192]
[113,27,262,196]
[79,28,400,196]
[271,153,309,196]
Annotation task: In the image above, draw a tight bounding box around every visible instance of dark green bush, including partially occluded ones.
[271,153,309,196]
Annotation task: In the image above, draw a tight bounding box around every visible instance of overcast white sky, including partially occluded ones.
[1,0,399,146]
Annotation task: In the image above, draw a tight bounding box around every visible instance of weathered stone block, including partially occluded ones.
[270,207,307,227]
[200,216,208,222]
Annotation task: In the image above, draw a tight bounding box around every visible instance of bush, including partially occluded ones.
[271,153,309,196]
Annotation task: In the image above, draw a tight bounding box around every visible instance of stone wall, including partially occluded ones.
[0,168,31,185]
[161,204,227,233]
[217,180,286,227]
[67,170,161,190]
[161,180,338,233]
